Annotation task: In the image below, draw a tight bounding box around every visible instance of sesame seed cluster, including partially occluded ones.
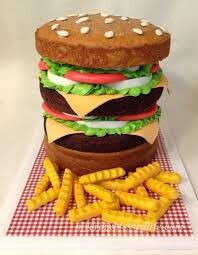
[49,12,167,39]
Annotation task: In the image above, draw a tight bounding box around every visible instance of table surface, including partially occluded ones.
[1,1,198,252]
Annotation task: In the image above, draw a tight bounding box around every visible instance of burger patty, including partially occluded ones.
[40,83,163,116]
[44,118,146,153]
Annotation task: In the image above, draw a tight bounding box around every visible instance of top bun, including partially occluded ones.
[35,13,170,68]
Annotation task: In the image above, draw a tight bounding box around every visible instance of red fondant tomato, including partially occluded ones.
[116,104,158,121]
[150,63,160,73]
[42,102,80,121]
[38,61,48,71]
[64,71,127,84]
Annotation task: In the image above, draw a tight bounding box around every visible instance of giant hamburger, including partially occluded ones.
[35,13,170,175]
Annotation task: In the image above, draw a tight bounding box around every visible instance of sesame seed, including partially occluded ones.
[56,30,69,37]
[132,28,143,35]
[100,13,109,17]
[49,18,55,22]
[80,26,90,34]
[141,21,149,27]
[121,16,128,21]
[75,17,90,24]
[105,17,114,24]
[51,24,60,30]
[56,17,67,21]
[104,31,114,38]
[67,13,77,17]
[155,29,163,36]
[78,13,88,18]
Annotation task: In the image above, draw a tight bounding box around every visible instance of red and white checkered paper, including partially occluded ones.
[6,132,193,237]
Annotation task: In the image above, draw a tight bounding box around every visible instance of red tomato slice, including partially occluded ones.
[38,60,48,71]
[150,63,160,73]
[116,104,158,121]
[64,71,127,84]
[42,102,80,121]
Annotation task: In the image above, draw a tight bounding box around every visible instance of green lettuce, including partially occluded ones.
[44,107,161,137]
[40,69,162,96]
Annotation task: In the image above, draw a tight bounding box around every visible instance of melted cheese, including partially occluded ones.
[57,92,123,118]
[57,75,168,117]
[46,118,159,144]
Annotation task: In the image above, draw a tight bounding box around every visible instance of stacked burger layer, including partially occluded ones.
[35,13,170,175]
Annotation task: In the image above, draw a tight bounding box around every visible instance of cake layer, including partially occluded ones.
[40,83,163,116]
[44,135,158,175]
[36,14,170,68]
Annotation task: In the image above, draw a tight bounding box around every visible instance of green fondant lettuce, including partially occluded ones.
[42,57,153,78]
[44,107,161,137]
[39,69,162,96]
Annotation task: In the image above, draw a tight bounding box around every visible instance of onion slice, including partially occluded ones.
[76,120,127,129]
[105,75,152,90]
[47,71,75,86]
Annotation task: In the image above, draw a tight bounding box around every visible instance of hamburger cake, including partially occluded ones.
[35,13,170,175]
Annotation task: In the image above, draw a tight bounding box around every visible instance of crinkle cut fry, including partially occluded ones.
[115,191,160,211]
[99,179,129,192]
[74,181,87,208]
[147,196,175,220]
[34,173,50,195]
[43,157,60,189]
[26,187,60,212]
[155,171,182,184]
[79,167,125,184]
[83,184,116,202]
[125,162,161,189]
[145,178,179,200]
[134,184,149,197]
[69,199,120,223]
[54,168,74,216]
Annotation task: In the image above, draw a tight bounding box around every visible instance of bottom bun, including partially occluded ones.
[44,135,158,176]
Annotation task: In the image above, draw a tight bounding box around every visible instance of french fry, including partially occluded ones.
[74,181,87,208]
[99,179,129,192]
[79,167,125,185]
[83,184,116,202]
[26,187,60,212]
[34,173,50,195]
[115,191,160,211]
[134,184,149,197]
[147,196,175,220]
[54,169,74,216]
[44,157,60,189]
[125,162,161,189]
[145,178,179,200]
[69,199,120,223]
[155,171,182,184]
[102,209,157,232]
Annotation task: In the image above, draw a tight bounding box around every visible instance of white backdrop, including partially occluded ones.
[1,0,198,203]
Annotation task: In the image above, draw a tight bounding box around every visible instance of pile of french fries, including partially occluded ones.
[26,157,181,232]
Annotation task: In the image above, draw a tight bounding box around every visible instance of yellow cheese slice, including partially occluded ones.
[132,121,159,144]
[46,118,159,144]
[57,92,123,118]
[46,118,82,143]
[156,74,168,88]
[57,75,168,117]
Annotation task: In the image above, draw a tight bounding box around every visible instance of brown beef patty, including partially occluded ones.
[40,83,163,116]
[44,135,158,174]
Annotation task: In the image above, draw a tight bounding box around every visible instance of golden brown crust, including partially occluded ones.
[44,135,158,175]
[35,14,170,68]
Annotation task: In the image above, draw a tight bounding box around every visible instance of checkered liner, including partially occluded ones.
[7,132,193,236]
